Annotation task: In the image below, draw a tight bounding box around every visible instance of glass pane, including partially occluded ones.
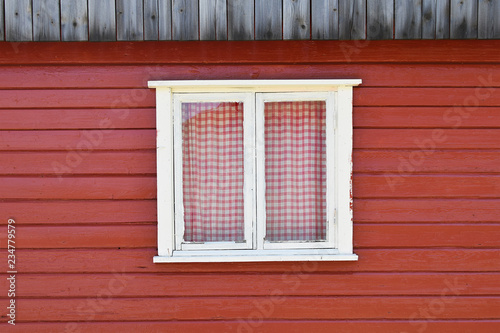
[265,101,327,241]
[182,102,245,242]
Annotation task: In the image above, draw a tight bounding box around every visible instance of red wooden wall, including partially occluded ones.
[1,41,500,332]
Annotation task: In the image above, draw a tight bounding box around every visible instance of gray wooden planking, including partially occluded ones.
[61,0,89,41]
[0,0,4,41]
[255,0,282,40]
[89,0,116,41]
[339,0,366,39]
[228,0,254,40]
[422,0,450,39]
[159,0,172,40]
[33,0,61,41]
[200,0,227,40]
[395,0,422,39]
[144,0,159,40]
[284,0,310,40]
[172,0,198,40]
[367,0,394,40]
[312,0,339,40]
[117,0,143,41]
[5,0,33,41]
[450,0,478,39]
[478,0,500,39]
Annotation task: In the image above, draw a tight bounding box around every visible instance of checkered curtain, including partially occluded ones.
[182,102,245,242]
[264,101,327,241]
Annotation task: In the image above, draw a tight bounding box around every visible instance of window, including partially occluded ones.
[149,80,361,262]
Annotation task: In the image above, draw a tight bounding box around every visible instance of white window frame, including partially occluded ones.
[149,80,361,263]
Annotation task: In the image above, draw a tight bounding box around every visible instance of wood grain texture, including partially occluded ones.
[33,0,60,41]
[5,0,33,41]
[158,0,172,40]
[0,0,4,40]
[117,0,144,41]
[450,0,478,39]
[61,0,89,41]
[395,0,422,39]
[422,0,451,39]
[367,0,393,39]
[144,0,159,40]
[1,41,500,65]
[478,0,500,39]
[172,0,198,40]
[6,322,500,333]
[228,0,254,40]
[200,0,227,40]
[255,0,282,40]
[312,0,339,39]
[283,0,310,39]
[339,0,366,39]
[89,0,116,41]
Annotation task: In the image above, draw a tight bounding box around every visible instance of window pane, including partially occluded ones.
[265,101,327,241]
[182,102,245,242]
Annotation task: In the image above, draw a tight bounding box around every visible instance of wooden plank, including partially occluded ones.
[354,106,500,128]
[422,0,451,39]
[339,0,366,39]
[5,0,33,41]
[355,129,500,149]
[228,0,254,40]
[33,0,60,41]
[0,200,156,224]
[8,297,500,321]
[0,176,156,200]
[172,0,198,40]
[450,0,478,39]
[1,41,500,65]
[61,0,89,41]
[0,151,156,175]
[478,0,500,39]
[354,175,500,198]
[0,130,155,151]
[0,88,155,108]
[395,0,422,39]
[88,0,116,41]
[117,0,144,41]
[355,224,500,248]
[7,322,500,333]
[0,225,156,248]
[283,0,310,40]
[367,0,394,39]
[11,248,500,273]
[4,223,499,249]
[255,0,282,40]
[144,0,159,40]
[200,0,228,40]
[355,199,500,222]
[158,0,172,40]
[355,87,500,106]
[0,109,155,130]
[3,64,500,89]
[312,0,339,39]
[0,0,4,41]
[9,273,500,297]
[354,150,500,173]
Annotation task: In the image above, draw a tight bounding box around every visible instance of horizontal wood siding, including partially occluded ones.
[0,41,499,331]
[1,0,500,41]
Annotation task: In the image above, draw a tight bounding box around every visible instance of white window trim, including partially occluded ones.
[149,80,361,263]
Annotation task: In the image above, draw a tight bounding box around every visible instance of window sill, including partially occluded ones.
[154,249,358,263]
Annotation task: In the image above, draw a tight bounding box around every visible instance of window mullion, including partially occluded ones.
[255,93,266,250]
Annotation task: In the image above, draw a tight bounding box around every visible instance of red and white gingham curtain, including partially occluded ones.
[264,101,327,241]
[181,100,326,243]
[182,102,245,242]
